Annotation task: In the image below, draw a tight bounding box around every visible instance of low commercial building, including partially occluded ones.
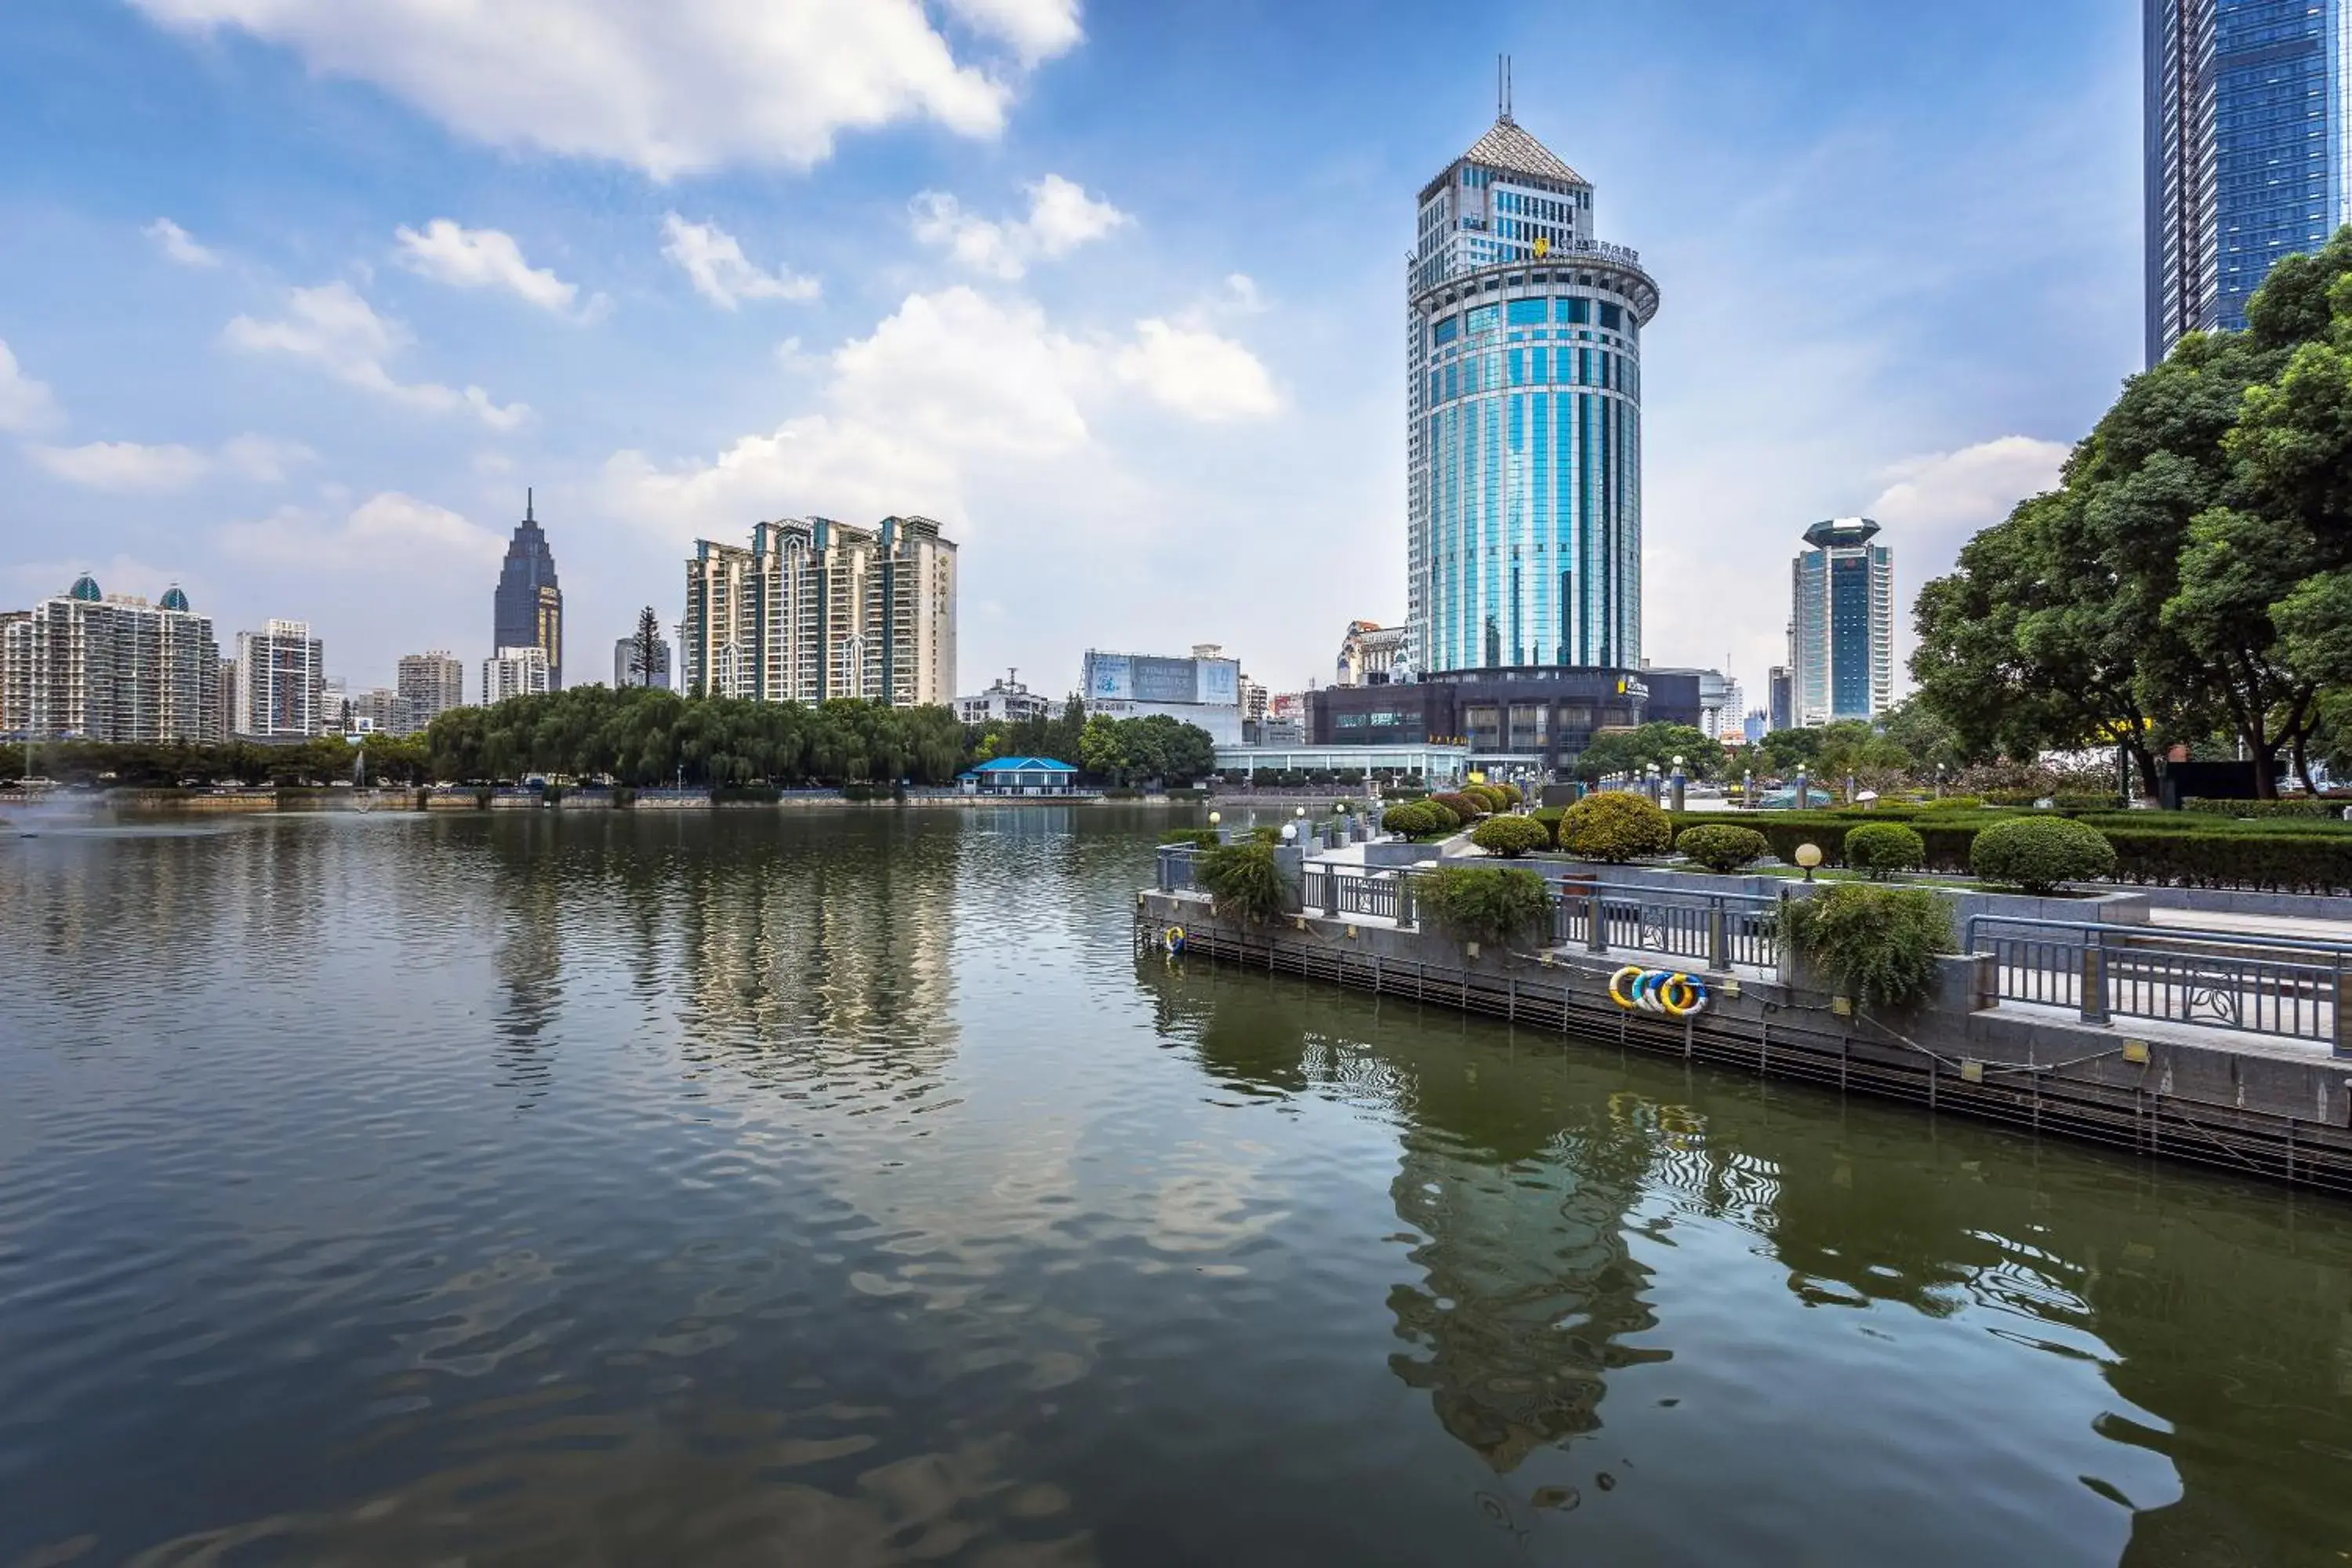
[1212,742,1469,787]
[958,756,1081,795]
[1309,666,1646,779]
[1083,646,1243,745]
[1641,666,1736,737]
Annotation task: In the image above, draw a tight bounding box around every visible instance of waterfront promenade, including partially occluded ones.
[1146,827,2352,1192]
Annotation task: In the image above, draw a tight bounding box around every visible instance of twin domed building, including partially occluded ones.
[2,573,223,742]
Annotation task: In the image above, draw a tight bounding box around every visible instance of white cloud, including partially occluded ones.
[27,433,319,492]
[939,0,1081,64]
[220,491,504,571]
[145,216,223,268]
[608,285,1279,538]
[126,0,1076,180]
[1866,435,2071,548]
[909,173,1129,279]
[223,281,528,429]
[659,214,818,309]
[1114,319,1282,421]
[393,220,597,318]
[29,441,213,492]
[0,339,61,433]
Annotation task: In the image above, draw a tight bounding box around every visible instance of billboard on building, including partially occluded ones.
[1133,656,1197,703]
[1084,652,1133,701]
[1084,650,1243,710]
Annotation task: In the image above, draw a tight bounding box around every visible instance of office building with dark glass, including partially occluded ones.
[1789,518,1892,727]
[493,491,564,690]
[2145,0,2352,363]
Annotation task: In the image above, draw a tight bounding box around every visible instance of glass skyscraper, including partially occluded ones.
[493,489,564,690]
[1407,106,1659,677]
[2144,0,2352,364]
[1789,518,1893,728]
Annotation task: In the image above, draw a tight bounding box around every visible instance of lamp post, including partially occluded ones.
[1795,767,1809,811]
[1936,763,1946,800]
[1670,754,1687,814]
[1795,842,1823,883]
[1743,768,1754,809]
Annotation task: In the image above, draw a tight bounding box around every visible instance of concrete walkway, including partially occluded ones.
[2145,907,2352,944]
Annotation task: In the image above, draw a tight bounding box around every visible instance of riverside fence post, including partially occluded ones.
[1707,902,1728,974]
[1585,887,1607,953]
[2079,939,2111,1025]
[2336,956,2350,1058]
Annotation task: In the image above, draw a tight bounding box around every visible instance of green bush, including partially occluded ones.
[1556,792,1674,862]
[2101,828,2352,893]
[1529,806,1566,848]
[1196,841,1291,923]
[1915,795,1984,811]
[2183,797,2351,819]
[1497,782,1523,807]
[1843,822,1926,881]
[1381,802,1431,835]
[1969,816,2117,893]
[1462,784,1508,815]
[1247,825,1283,847]
[1412,865,1554,948]
[1160,827,1220,848]
[1675,822,1770,873]
[1432,791,1485,822]
[1470,815,1551,858]
[1784,884,1954,1010]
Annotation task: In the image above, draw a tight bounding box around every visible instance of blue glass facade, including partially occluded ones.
[1407,116,1657,677]
[2146,0,2352,362]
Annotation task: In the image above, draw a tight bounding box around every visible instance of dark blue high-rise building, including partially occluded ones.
[492,489,563,689]
[2146,0,2352,365]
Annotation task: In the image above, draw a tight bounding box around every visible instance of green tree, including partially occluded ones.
[1572,721,1722,782]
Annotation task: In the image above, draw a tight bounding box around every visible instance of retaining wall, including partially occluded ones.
[1138,888,2352,1194]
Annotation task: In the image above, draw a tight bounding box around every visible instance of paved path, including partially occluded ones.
[2144,907,2352,944]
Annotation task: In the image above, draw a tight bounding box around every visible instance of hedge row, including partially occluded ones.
[1664,810,2352,893]
[2182,797,2352,819]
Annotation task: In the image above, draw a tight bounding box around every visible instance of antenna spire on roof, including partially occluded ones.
[525,486,534,523]
[1497,53,1514,122]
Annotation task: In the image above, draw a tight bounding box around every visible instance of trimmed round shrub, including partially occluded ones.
[1529,806,1566,848]
[1462,784,1508,814]
[1470,815,1550,858]
[1381,802,1429,835]
[1432,791,1486,822]
[1497,782,1524,807]
[1969,815,2116,894]
[1556,792,1674,862]
[1158,827,1220,849]
[1675,822,1769,873]
[1844,822,1926,881]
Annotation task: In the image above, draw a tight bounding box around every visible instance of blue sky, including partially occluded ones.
[0,0,2140,705]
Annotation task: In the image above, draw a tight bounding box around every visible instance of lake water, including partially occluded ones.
[5,808,2352,1566]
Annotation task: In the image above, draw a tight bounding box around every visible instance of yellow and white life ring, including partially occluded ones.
[1609,966,1708,1018]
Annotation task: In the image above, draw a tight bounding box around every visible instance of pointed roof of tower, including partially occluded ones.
[1462,118,1584,187]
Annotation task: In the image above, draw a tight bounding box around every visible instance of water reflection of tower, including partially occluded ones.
[1386,1098,1663,1472]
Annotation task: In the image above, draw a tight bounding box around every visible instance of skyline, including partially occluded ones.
[0,1,2141,702]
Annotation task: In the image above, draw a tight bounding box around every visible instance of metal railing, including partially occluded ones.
[1966,915,2352,1046]
[1159,845,1782,970]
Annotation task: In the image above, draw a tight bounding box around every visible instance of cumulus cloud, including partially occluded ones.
[393,220,597,318]
[608,285,1279,536]
[1115,319,1282,421]
[145,216,223,268]
[0,339,61,433]
[1867,435,2071,577]
[660,215,819,309]
[909,174,1129,279]
[223,281,528,428]
[28,433,318,492]
[125,0,1079,179]
[220,491,504,570]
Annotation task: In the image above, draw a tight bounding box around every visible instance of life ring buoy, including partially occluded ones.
[1163,925,1187,955]
[1609,967,1708,1018]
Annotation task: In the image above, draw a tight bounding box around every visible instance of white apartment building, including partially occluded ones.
[681,514,956,707]
[234,619,325,739]
[0,576,223,742]
[483,644,553,705]
[397,652,466,728]
[954,668,1052,726]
